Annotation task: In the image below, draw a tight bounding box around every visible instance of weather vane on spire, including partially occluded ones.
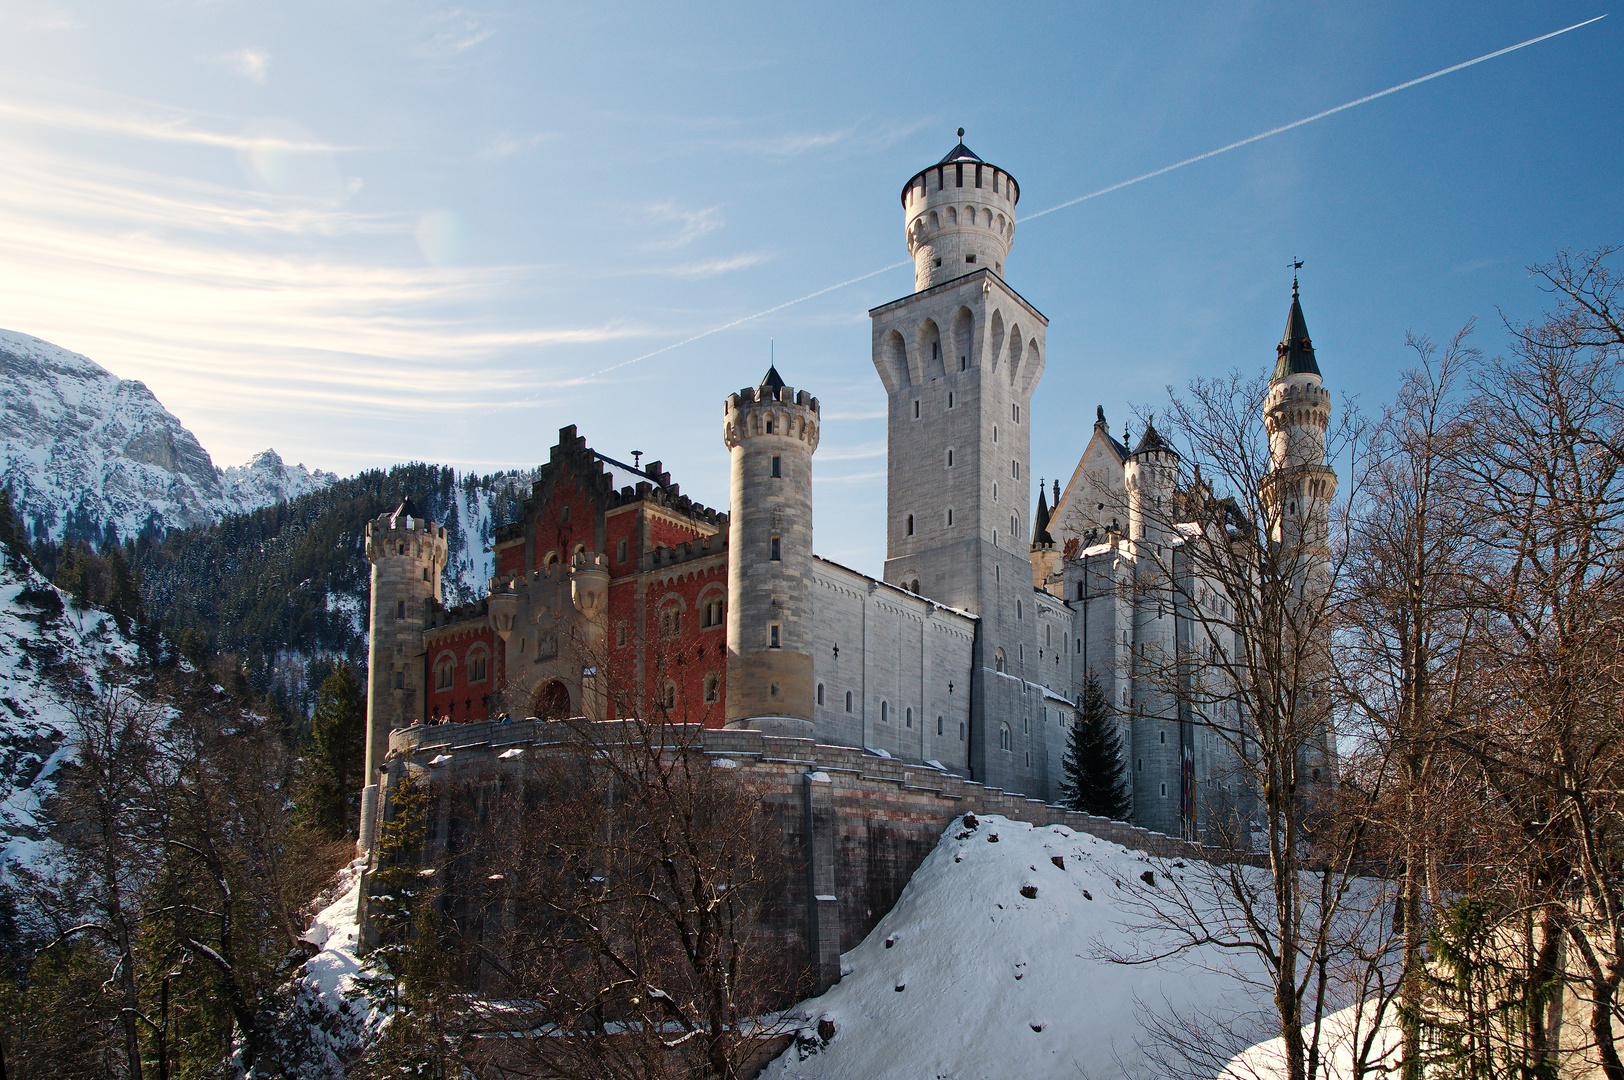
[957,127,965,138]
[1290,258,1304,295]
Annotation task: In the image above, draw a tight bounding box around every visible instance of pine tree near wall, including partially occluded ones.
[1061,674,1130,819]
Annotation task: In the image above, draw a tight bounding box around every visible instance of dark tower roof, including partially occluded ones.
[938,140,983,164]
[389,497,422,526]
[759,365,786,391]
[1273,279,1321,381]
[1033,484,1054,546]
[901,129,1018,206]
[1132,415,1177,457]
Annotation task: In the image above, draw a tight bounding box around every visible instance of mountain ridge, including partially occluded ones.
[0,328,337,544]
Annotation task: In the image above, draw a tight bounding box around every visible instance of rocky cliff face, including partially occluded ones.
[0,329,335,543]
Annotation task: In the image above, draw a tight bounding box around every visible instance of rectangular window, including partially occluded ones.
[965,254,976,264]
[396,600,405,619]
[955,162,963,187]
[394,671,404,689]
[617,537,628,563]
[771,456,781,478]
[615,623,627,647]
[946,508,954,526]
[975,163,982,188]
[770,536,781,561]
[913,399,920,419]
[561,504,571,523]
[959,355,967,371]
[1012,460,1019,479]
[769,624,780,648]
[947,391,954,409]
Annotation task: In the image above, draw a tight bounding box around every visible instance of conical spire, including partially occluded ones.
[1272,278,1321,381]
[1033,481,1054,546]
[389,496,422,527]
[759,364,785,391]
[1132,413,1176,457]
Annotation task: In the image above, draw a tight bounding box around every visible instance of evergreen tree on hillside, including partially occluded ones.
[1061,674,1130,819]
[0,487,32,567]
[300,663,367,837]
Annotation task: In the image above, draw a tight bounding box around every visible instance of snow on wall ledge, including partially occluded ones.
[762,814,1270,1080]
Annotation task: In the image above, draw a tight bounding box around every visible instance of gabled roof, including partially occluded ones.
[1273,281,1321,381]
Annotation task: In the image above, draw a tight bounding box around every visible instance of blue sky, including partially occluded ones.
[0,2,1619,574]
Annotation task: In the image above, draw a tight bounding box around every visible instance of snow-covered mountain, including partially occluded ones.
[0,329,336,543]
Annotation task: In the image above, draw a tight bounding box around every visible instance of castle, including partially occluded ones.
[355,136,1336,849]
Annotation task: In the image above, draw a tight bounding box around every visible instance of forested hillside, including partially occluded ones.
[134,462,534,695]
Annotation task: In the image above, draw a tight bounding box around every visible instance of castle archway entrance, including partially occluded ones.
[532,679,572,720]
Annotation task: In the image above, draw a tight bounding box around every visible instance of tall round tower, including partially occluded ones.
[1262,278,1337,556]
[902,130,1019,291]
[724,366,820,726]
[358,499,447,852]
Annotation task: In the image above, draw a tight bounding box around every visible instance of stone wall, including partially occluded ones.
[369,718,1255,996]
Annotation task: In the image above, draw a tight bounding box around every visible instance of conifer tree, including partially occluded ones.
[301,663,366,837]
[1061,673,1130,819]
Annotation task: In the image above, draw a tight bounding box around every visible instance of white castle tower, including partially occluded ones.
[724,367,821,728]
[871,133,1047,791]
[1124,419,1184,833]
[1260,277,1338,783]
[358,498,447,851]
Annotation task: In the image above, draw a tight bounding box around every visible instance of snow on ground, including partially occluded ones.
[268,857,385,1078]
[1221,1002,1403,1080]
[0,546,143,874]
[762,814,1271,1080]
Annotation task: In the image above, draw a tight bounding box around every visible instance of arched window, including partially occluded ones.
[533,680,570,720]
[817,683,824,706]
[959,721,965,741]
[467,648,488,684]
[845,690,853,713]
[1016,600,1022,619]
[937,715,944,736]
[880,701,889,723]
[704,672,720,704]
[945,448,954,468]
[664,681,678,710]
[434,656,454,690]
[999,723,1011,751]
[994,647,1006,673]
[906,707,913,728]
[910,579,921,593]
[946,508,954,527]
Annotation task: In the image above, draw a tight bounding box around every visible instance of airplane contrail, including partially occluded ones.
[1019,14,1607,223]
[594,14,1606,379]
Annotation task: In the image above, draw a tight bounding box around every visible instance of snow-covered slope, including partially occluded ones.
[0,544,142,868]
[763,815,1272,1080]
[0,329,334,542]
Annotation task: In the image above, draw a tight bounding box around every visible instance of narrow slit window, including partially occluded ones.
[771,456,781,478]
[770,536,781,561]
[906,514,914,536]
[769,624,780,648]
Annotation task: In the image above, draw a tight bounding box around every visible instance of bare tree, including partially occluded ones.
[1335,324,1486,1078]
[1098,369,1398,1080]
[1445,247,1624,1078]
[361,630,805,1079]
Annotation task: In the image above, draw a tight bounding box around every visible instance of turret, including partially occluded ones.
[1125,416,1179,554]
[902,130,1019,291]
[723,366,820,726]
[1262,278,1337,554]
[358,499,447,852]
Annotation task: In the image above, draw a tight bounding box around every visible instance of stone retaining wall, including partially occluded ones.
[371,718,1258,993]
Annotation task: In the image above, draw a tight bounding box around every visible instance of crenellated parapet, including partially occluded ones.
[723,381,820,453]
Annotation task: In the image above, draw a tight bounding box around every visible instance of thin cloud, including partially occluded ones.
[225,48,269,84]
[414,9,495,57]
[479,131,554,158]
[0,97,348,152]
[643,201,725,248]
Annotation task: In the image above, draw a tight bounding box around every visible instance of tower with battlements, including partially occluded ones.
[359,499,447,851]
[871,135,1049,792]
[724,366,821,728]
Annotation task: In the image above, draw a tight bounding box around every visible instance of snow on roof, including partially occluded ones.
[761,814,1269,1080]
